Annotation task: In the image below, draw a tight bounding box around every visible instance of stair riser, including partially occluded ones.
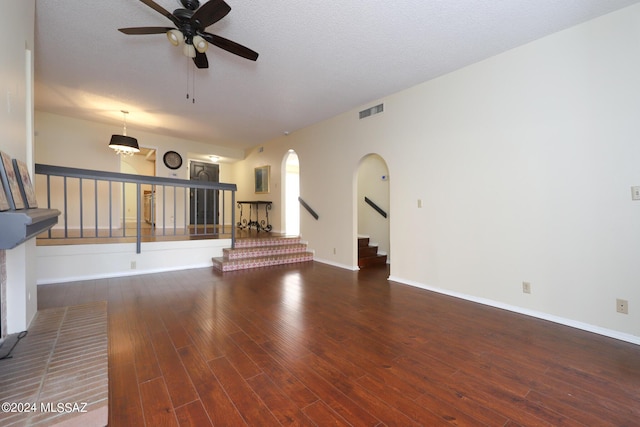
[358,246,378,257]
[214,254,313,272]
[224,245,307,260]
[358,255,387,268]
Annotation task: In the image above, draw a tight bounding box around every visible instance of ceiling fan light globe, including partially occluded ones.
[183,43,197,58]
[193,35,208,53]
[166,29,183,46]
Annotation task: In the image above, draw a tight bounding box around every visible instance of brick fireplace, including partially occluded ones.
[1,249,6,341]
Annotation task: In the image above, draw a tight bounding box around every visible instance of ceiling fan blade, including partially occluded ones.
[201,32,259,61]
[138,0,180,26]
[118,27,174,35]
[193,51,209,69]
[191,0,231,28]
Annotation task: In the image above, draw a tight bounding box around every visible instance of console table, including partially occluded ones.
[237,201,272,232]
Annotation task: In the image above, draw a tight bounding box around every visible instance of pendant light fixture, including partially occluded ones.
[109,110,140,156]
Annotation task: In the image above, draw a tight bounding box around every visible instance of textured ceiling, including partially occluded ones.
[34,0,640,153]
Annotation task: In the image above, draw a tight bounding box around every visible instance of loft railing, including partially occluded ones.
[364,196,387,218]
[34,164,236,253]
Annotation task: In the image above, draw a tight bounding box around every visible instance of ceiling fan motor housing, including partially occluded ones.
[173,9,196,43]
[180,0,200,11]
[173,8,195,22]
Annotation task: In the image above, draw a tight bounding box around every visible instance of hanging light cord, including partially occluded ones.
[122,110,128,135]
[185,58,196,104]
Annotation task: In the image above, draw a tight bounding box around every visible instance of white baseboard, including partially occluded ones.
[388,275,640,346]
[37,262,213,285]
[314,257,358,271]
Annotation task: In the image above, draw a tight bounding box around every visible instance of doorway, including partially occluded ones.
[120,147,156,227]
[190,161,220,226]
[356,154,390,266]
[283,150,300,236]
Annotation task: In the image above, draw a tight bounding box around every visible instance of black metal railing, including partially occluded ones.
[298,197,319,220]
[364,196,387,218]
[35,164,236,253]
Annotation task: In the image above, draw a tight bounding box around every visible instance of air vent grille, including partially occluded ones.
[359,103,384,119]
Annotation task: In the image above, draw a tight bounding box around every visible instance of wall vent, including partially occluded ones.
[359,103,384,119]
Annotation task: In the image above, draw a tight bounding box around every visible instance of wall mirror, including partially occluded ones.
[254,165,270,194]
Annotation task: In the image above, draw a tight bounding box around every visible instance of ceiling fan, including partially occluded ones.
[118,0,259,69]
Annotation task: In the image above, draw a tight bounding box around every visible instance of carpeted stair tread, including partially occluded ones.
[223,243,308,260]
[213,236,313,272]
[212,251,314,272]
[234,236,301,248]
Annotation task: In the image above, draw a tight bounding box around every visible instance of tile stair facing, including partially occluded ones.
[212,236,313,272]
[358,236,387,268]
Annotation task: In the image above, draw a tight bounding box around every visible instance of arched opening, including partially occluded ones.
[283,150,300,236]
[356,153,390,268]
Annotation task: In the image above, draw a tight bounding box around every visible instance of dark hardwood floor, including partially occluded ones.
[38,262,640,426]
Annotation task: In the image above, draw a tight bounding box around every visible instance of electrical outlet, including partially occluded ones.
[632,186,640,201]
[131,261,136,270]
[616,299,628,314]
[522,282,531,294]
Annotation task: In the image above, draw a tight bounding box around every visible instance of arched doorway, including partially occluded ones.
[356,154,390,267]
[283,150,300,236]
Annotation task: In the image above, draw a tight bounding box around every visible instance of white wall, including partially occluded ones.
[37,240,230,284]
[35,111,244,171]
[243,5,640,342]
[0,0,37,334]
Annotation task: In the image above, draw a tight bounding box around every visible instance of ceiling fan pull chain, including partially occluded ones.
[192,66,196,104]
[186,57,190,100]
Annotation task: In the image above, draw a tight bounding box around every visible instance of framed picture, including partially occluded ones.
[254,165,270,194]
[0,151,25,209]
[13,159,38,208]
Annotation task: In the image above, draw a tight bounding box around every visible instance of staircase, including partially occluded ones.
[212,236,313,272]
[358,236,387,268]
